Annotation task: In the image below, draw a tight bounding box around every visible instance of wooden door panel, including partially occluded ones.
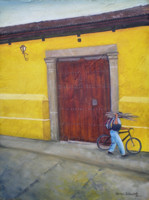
[57,57,111,142]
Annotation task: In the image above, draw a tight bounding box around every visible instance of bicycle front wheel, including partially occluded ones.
[97,134,111,150]
[126,137,142,154]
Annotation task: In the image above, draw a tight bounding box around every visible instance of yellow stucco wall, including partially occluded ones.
[0,26,149,151]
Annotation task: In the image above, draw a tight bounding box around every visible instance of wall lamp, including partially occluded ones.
[20,45,29,61]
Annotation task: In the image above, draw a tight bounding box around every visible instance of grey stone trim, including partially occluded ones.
[46,45,117,58]
[107,52,119,112]
[45,58,59,140]
[45,45,118,141]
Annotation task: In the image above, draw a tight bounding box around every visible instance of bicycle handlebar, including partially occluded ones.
[119,127,134,134]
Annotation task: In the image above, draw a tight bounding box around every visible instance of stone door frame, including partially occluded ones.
[45,44,119,141]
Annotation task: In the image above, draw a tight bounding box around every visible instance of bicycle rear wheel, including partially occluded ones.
[126,137,142,154]
[97,134,111,150]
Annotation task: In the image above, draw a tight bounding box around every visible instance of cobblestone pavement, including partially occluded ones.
[0,147,149,200]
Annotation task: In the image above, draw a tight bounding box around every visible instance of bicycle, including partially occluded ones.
[96,128,142,154]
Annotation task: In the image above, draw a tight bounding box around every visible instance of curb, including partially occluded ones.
[0,135,149,174]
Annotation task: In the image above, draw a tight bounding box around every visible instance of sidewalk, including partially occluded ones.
[0,135,149,174]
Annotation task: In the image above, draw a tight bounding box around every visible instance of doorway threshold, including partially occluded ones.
[60,140,97,149]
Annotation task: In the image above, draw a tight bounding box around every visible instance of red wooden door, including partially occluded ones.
[57,56,111,142]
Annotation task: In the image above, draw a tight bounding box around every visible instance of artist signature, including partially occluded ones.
[116,192,139,197]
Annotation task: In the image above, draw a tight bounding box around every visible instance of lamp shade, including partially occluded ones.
[20,45,26,53]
